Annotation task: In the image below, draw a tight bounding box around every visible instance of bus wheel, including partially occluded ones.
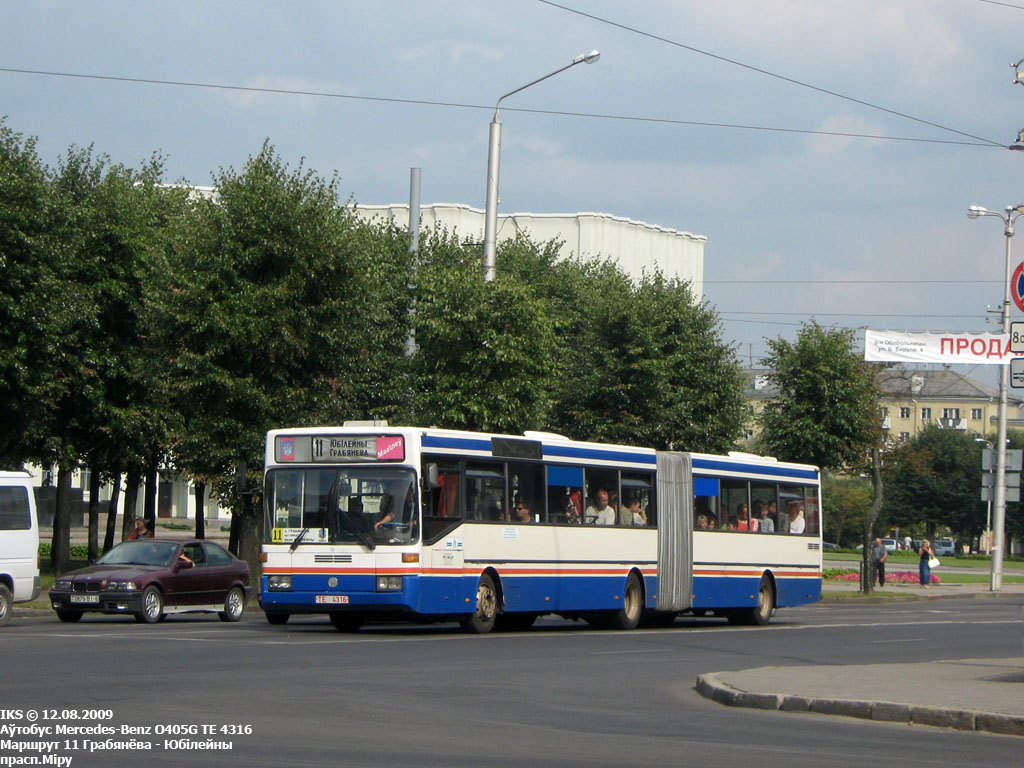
[608,573,643,630]
[690,609,707,618]
[329,612,365,632]
[55,609,83,623]
[734,577,775,626]
[264,611,290,625]
[461,574,498,634]
[495,612,537,631]
[0,584,11,627]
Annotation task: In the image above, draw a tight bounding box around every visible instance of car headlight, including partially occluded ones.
[54,579,72,591]
[267,575,292,590]
[104,580,138,591]
[376,576,402,592]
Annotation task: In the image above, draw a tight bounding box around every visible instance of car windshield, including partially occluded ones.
[264,467,418,546]
[97,540,179,567]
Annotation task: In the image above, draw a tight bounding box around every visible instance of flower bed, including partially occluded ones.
[824,568,939,584]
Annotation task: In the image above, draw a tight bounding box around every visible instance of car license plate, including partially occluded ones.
[70,594,99,604]
[315,595,349,604]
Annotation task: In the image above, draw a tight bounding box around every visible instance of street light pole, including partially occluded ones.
[968,204,1024,590]
[482,50,600,282]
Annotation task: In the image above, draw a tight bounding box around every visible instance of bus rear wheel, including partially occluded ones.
[732,577,775,626]
[264,611,290,625]
[461,574,498,634]
[607,573,643,630]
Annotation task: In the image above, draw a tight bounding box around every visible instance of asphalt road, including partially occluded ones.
[3,597,1022,768]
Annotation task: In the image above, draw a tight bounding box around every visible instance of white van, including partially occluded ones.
[0,471,41,626]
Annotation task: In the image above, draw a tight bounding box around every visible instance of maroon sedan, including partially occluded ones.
[49,539,252,624]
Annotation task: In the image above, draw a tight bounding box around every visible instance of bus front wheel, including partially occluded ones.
[461,574,498,634]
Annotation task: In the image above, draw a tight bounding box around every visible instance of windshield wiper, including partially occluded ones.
[289,527,309,552]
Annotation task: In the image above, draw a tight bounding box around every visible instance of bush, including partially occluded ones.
[38,542,90,560]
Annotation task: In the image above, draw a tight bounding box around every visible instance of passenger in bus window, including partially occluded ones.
[706,516,717,530]
[696,514,709,530]
[765,501,778,531]
[585,490,616,525]
[753,501,774,533]
[735,503,750,531]
[786,502,805,534]
[626,497,647,527]
[511,501,533,523]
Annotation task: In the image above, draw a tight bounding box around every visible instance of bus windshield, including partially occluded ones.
[264,467,418,546]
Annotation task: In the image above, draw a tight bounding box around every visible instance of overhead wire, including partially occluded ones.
[536,0,1009,147]
[0,66,1002,148]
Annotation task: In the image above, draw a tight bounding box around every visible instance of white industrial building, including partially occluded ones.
[354,203,706,290]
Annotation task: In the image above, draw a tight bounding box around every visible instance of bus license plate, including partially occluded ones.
[70,594,99,604]
[315,595,349,604]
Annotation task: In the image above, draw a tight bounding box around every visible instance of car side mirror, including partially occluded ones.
[177,557,193,569]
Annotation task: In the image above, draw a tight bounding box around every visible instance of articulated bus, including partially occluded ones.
[259,424,822,632]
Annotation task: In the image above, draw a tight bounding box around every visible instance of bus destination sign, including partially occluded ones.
[275,434,405,463]
[312,435,405,462]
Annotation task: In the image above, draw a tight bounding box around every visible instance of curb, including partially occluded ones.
[695,673,1024,737]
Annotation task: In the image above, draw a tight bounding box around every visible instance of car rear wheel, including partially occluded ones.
[0,584,11,627]
[219,587,246,622]
[137,586,164,624]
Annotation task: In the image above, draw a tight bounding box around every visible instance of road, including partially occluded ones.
[3,597,1022,768]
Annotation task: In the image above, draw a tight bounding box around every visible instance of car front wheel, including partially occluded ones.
[137,586,164,624]
[219,587,246,622]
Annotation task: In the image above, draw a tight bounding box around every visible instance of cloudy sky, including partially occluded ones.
[3,1,1024,385]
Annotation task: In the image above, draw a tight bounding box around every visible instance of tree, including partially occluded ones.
[821,475,872,547]
[759,322,882,470]
[528,253,744,452]
[406,233,558,432]
[0,121,54,467]
[149,143,413,573]
[883,425,987,544]
[758,322,885,592]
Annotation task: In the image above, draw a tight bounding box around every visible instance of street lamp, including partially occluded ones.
[482,50,600,282]
[967,204,1024,590]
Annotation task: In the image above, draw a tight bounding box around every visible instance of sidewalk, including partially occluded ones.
[697,657,1024,736]
[699,587,1024,736]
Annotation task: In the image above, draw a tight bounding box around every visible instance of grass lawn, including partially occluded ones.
[825,551,1024,570]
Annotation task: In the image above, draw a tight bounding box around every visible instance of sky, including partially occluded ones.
[3,0,1024,387]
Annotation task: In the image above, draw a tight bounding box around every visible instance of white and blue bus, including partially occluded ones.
[259,424,821,632]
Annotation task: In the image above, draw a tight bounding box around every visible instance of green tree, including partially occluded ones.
[407,233,558,432]
[821,475,872,547]
[759,322,885,592]
[883,425,987,544]
[759,322,882,470]
[537,257,743,452]
[149,144,413,572]
[0,121,52,467]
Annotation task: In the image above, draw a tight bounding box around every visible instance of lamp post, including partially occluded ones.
[967,204,1024,590]
[482,50,600,282]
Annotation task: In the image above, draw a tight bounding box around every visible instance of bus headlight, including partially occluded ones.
[376,576,402,592]
[267,575,292,590]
